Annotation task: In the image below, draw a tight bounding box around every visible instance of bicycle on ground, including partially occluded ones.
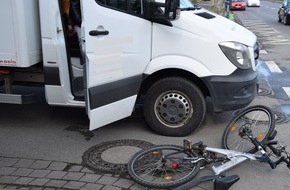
[127,105,290,190]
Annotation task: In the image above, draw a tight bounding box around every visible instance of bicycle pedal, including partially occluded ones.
[183,139,192,150]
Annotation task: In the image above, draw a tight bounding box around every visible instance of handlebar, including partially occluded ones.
[246,131,290,170]
[267,141,281,156]
[268,156,285,169]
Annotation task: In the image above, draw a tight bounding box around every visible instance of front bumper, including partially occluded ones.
[202,68,258,112]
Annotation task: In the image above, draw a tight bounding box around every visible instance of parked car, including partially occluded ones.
[278,0,290,25]
[230,0,246,10]
[247,0,260,7]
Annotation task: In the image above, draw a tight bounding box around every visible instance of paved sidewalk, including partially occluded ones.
[0,156,149,190]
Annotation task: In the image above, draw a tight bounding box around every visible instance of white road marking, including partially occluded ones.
[241,20,290,45]
[263,41,290,45]
[265,61,282,73]
[282,87,290,98]
[260,50,267,54]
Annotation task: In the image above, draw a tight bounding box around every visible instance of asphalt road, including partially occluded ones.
[1,1,290,189]
[234,1,290,111]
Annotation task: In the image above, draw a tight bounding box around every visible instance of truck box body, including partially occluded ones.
[0,0,42,68]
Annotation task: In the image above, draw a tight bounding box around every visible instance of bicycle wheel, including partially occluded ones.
[222,105,275,153]
[127,145,201,189]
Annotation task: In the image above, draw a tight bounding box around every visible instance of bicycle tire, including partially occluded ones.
[222,105,275,153]
[127,145,201,189]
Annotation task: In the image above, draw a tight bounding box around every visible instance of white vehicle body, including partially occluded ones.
[0,0,259,136]
[247,0,260,7]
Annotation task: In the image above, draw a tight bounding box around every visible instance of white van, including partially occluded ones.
[0,0,259,136]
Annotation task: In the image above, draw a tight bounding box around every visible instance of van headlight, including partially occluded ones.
[219,42,252,69]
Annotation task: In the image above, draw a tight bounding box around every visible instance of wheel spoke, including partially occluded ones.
[128,145,201,188]
[223,106,275,153]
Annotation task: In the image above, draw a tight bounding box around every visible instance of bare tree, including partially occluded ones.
[211,0,225,16]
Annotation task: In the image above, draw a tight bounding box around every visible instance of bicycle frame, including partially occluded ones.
[127,106,290,190]
[206,147,268,175]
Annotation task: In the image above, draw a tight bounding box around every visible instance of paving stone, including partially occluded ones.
[45,179,67,188]
[102,185,122,190]
[11,168,33,176]
[68,165,83,172]
[47,162,68,171]
[0,176,19,183]
[97,176,118,185]
[13,177,35,185]
[46,171,67,179]
[3,185,18,189]
[81,167,94,174]
[62,172,84,181]
[80,183,104,190]
[0,158,18,167]
[0,184,5,189]
[129,183,149,190]
[63,181,86,189]
[30,188,43,190]
[0,167,17,175]
[14,159,35,168]
[30,160,51,169]
[29,178,50,186]
[79,173,101,183]
[113,178,135,188]
[29,169,51,178]
[18,187,30,190]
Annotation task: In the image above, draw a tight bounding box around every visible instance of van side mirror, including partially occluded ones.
[144,0,180,26]
[164,0,180,20]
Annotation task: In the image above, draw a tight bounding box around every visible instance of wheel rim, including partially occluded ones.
[154,91,193,128]
[131,147,197,187]
[226,109,272,152]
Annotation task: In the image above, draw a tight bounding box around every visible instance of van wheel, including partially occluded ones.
[283,15,289,25]
[144,77,206,136]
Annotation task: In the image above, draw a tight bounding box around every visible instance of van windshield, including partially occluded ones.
[180,0,201,10]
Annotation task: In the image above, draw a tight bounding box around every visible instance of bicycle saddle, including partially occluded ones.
[214,175,240,190]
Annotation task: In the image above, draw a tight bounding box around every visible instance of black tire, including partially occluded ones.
[283,15,290,25]
[127,145,201,189]
[222,105,275,153]
[144,77,206,136]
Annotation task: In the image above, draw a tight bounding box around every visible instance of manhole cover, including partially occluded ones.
[82,139,155,174]
[257,86,272,96]
[232,108,289,125]
[274,111,289,125]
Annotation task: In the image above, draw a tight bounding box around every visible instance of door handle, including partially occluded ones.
[89,30,109,36]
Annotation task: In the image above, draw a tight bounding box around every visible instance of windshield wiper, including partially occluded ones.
[181,4,202,11]
[181,7,196,10]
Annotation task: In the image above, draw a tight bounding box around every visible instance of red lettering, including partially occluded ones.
[0,59,17,65]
